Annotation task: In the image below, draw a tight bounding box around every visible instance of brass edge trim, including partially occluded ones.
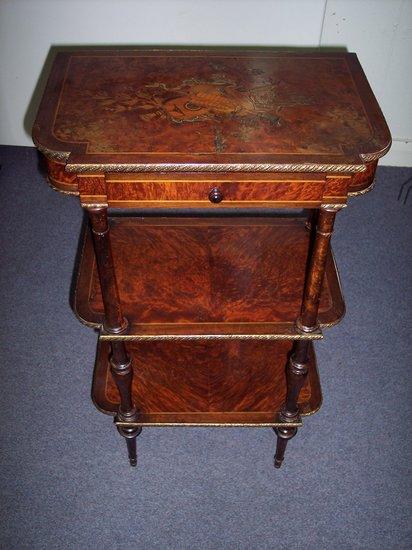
[321,203,347,212]
[114,421,303,428]
[347,178,376,197]
[73,313,101,329]
[107,201,322,209]
[47,177,79,196]
[99,333,323,341]
[360,142,391,162]
[106,200,321,204]
[107,178,326,183]
[66,163,366,174]
[34,139,388,169]
[34,139,70,162]
[301,409,320,418]
[81,203,109,209]
[319,320,341,328]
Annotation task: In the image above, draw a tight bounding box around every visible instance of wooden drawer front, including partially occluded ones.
[106,180,325,207]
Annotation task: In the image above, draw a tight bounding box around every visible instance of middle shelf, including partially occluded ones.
[73,215,345,340]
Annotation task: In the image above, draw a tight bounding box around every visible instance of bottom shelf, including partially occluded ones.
[92,339,322,426]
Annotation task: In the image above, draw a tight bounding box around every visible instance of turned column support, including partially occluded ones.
[297,204,343,333]
[274,204,345,469]
[110,341,141,467]
[85,206,128,334]
[85,206,140,466]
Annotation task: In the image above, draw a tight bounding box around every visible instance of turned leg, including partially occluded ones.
[110,341,141,467]
[86,206,140,466]
[273,426,297,468]
[274,339,310,468]
[274,205,343,468]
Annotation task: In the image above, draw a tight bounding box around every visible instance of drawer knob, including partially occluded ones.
[209,187,223,203]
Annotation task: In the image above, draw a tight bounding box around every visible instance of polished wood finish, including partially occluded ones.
[33,48,391,469]
[274,206,338,467]
[86,207,126,334]
[33,50,390,173]
[45,155,378,198]
[73,216,345,339]
[45,158,78,194]
[93,339,321,425]
[77,172,351,209]
[86,206,140,464]
[110,340,141,466]
[299,208,338,331]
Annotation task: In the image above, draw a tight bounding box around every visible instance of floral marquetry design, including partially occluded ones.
[90,78,293,127]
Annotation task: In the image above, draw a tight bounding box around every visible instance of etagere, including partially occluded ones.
[33,49,391,468]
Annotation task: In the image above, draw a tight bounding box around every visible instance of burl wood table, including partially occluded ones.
[33,49,391,468]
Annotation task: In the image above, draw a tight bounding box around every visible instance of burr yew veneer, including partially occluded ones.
[33,49,391,469]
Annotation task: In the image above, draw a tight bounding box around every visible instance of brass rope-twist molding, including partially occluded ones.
[359,141,392,162]
[34,139,394,178]
[321,204,348,212]
[32,142,368,174]
[347,178,376,197]
[66,162,367,174]
[33,140,70,162]
[98,332,324,341]
[47,177,79,196]
[34,141,389,175]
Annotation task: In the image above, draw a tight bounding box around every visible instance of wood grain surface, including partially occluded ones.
[73,216,345,338]
[33,50,391,171]
[79,171,350,209]
[92,339,321,424]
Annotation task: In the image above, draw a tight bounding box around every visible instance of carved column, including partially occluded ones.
[86,206,141,466]
[274,204,343,468]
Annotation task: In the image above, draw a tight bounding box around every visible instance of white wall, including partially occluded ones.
[320,0,412,166]
[0,0,411,165]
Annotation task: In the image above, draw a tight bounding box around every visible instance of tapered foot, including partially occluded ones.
[126,435,137,467]
[273,426,297,469]
[117,424,142,467]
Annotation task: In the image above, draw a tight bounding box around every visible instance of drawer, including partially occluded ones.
[105,176,327,208]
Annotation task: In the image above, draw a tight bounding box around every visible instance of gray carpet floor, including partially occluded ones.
[0,145,411,549]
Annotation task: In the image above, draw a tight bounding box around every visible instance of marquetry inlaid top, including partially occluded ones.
[33,49,391,173]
